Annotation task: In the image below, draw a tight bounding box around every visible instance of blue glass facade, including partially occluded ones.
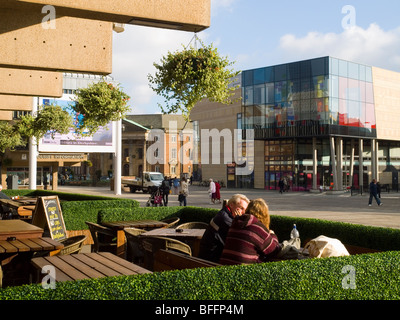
[242,57,376,139]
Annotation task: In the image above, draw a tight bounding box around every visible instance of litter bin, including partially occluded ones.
[6,175,18,189]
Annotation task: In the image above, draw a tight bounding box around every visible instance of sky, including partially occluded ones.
[110,0,400,115]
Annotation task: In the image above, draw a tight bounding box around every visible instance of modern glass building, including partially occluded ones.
[240,56,400,191]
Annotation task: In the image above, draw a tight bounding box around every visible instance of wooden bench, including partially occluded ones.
[31,252,152,283]
[153,249,221,272]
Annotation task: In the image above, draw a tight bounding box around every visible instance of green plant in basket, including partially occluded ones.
[72,80,131,136]
[148,37,240,120]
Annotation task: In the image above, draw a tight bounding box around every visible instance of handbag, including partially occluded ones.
[276,237,309,260]
[154,195,162,204]
[304,235,350,258]
[178,193,185,202]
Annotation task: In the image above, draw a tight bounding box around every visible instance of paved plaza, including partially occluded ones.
[58,184,400,230]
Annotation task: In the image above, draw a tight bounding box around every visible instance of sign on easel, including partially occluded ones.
[32,196,67,241]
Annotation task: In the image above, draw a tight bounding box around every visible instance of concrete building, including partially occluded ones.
[191,57,400,192]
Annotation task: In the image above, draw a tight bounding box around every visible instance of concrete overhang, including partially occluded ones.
[0,0,210,32]
[0,95,33,112]
[0,8,113,74]
[0,68,62,97]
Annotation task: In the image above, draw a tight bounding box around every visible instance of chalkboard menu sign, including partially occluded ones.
[32,196,67,241]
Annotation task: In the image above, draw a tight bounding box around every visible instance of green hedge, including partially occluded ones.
[62,199,140,230]
[2,204,400,299]
[1,251,400,299]
[97,206,216,225]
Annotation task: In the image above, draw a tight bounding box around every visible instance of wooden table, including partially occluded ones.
[0,198,37,220]
[101,220,168,257]
[31,252,152,283]
[0,237,63,256]
[0,237,63,287]
[0,220,43,240]
[141,228,205,257]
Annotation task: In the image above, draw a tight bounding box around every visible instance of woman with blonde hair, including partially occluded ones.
[219,198,280,265]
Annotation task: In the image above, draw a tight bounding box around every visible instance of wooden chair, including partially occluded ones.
[176,222,209,229]
[56,235,87,255]
[124,227,146,264]
[141,236,192,271]
[85,221,117,253]
[160,217,180,228]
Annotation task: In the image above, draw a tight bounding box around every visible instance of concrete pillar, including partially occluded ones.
[349,139,355,187]
[312,137,317,190]
[29,97,38,190]
[336,137,343,190]
[371,139,376,180]
[330,137,338,191]
[113,120,122,195]
[359,139,364,189]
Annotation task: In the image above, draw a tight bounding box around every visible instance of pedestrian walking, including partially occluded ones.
[278,178,284,194]
[179,177,189,206]
[208,178,216,204]
[368,179,383,207]
[161,176,170,206]
[173,177,179,195]
[215,181,221,204]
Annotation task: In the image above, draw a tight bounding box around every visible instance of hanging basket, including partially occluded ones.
[72,80,130,136]
[148,37,239,120]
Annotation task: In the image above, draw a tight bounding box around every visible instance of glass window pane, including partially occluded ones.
[359,65,366,81]
[301,78,311,100]
[242,70,253,86]
[366,82,374,103]
[348,62,359,80]
[288,79,301,101]
[339,77,348,100]
[265,67,274,82]
[300,100,311,121]
[243,106,254,129]
[253,105,265,128]
[300,60,311,78]
[330,75,339,98]
[330,57,339,75]
[339,60,348,77]
[266,83,274,103]
[254,68,266,85]
[348,100,360,127]
[366,67,373,82]
[288,62,301,79]
[274,64,287,81]
[339,99,348,125]
[311,57,327,76]
[244,86,254,106]
[293,100,301,121]
[265,105,275,127]
[365,103,376,129]
[254,84,266,104]
[314,75,329,98]
[359,81,366,102]
[347,79,361,101]
[330,98,339,125]
[275,81,287,102]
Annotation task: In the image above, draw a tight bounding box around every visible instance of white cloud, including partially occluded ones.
[279,23,400,71]
[111,25,196,114]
